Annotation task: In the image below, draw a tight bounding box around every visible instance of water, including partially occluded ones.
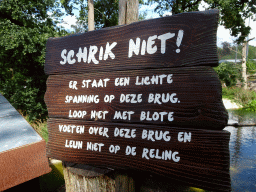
[224,110,256,192]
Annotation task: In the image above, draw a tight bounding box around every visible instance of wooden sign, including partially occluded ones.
[45,66,228,129]
[47,119,230,191]
[45,10,230,191]
[45,10,219,75]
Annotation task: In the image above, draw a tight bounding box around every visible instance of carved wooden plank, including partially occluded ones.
[45,10,219,75]
[44,66,228,130]
[0,140,51,191]
[46,118,231,191]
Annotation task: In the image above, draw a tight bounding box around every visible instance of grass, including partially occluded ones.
[222,86,256,107]
[39,160,65,192]
[19,110,49,142]
[28,119,48,142]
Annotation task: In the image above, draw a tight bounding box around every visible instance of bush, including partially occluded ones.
[214,62,242,87]
[222,87,256,108]
[246,60,256,74]
[234,88,256,106]
[222,87,239,100]
[23,113,48,142]
[0,0,69,122]
[245,100,256,112]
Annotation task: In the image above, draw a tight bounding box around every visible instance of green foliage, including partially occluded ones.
[222,87,256,109]
[234,88,256,106]
[63,0,147,32]
[245,100,256,112]
[39,161,65,191]
[139,11,147,21]
[248,45,256,59]
[0,0,67,122]
[62,0,119,31]
[221,42,231,56]
[68,0,120,32]
[218,43,256,60]
[147,0,200,16]
[222,87,237,100]
[94,0,119,28]
[24,114,49,141]
[147,0,256,44]
[70,19,87,33]
[214,62,242,87]
[206,0,255,44]
[218,43,242,60]
[246,60,256,74]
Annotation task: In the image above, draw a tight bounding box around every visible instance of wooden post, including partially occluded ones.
[88,0,95,31]
[119,0,138,25]
[242,41,247,89]
[114,1,139,191]
[63,1,113,191]
[114,172,135,192]
[62,1,138,191]
[63,164,115,192]
[241,37,255,89]
[118,0,127,25]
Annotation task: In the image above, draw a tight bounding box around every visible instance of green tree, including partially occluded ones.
[147,0,256,44]
[147,0,201,16]
[221,41,231,56]
[214,62,242,87]
[61,0,146,32]
[147,0,255,89]
[0,0,68,121]
[94,0,119,28]
[60,0,119,30]
[206,0,255,44]
[248,45,256,59]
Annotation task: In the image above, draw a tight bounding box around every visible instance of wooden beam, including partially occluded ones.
[88,0,95,31]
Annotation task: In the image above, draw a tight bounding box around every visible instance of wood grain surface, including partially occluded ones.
[45,66,228,129]
[45,10,219,75]
[46,118,231,191]
[0,140,51,191]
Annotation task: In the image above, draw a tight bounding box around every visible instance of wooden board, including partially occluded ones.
[45,66,228,130]
[0,140,51,191]
[45,10,219,75]
[46,118,231,191]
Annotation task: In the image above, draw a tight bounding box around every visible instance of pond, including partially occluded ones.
[224,109,256,192]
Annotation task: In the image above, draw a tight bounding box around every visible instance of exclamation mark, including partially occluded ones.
[176,30,184,53]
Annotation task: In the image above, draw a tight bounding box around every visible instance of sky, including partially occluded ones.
[55,1,256,47]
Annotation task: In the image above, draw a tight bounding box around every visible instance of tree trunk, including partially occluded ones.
[118,0,127,25]
[114,172,135,192]
[88,0,94,31]
[242,41,247,89]
[126,0,138,24]
[119,0,138,25]
[111,1,139,191]
[63,164,115,192]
